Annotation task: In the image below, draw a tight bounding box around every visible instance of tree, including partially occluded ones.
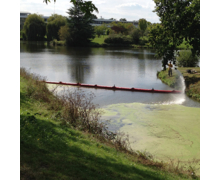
[66,0,95,46]
[110,22,134,35]
[152,0,200,69]
[130,29,141,44]
[109,18,116,21]
[23,14,46,41]
[138,18,148,38]
[111,25,126,34]
[58,25,70,40]
[176,50,199,67]
[148,23,175,69]
[90,14,98,19]
[94,24,107,37]
[47,14,67,41]
[120,18,127,21]
[44,0,98,18]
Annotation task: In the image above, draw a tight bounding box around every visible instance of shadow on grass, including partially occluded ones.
[20,114,171,180]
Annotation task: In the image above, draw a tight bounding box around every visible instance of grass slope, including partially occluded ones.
[20,75,196,180]
[157,70,179,89]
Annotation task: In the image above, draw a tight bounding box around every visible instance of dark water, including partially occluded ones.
[20,42,199,107]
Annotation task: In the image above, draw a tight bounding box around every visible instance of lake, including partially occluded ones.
[20,42,200,170]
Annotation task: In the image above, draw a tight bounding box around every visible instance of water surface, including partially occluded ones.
[20,42,199,108]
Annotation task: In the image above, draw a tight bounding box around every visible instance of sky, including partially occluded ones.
[20,0,160,23]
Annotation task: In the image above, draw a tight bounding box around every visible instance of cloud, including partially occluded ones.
[20,0,160,23]
[92,0,106,5]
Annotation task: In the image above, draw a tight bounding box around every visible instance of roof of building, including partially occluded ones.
[20,11,31,14]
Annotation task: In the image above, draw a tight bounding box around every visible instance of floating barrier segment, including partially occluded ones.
[45,81,182,94]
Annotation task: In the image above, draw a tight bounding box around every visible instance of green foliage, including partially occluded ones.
[91,35,108,45]
[138,18,148,38]
[110,22,135,35]
[130,29,141,44]
[23,14,46,41]
[177,50,199,67]
[186,81,200,101]
[148,23,176,69]
[119,18,127,21]
[58,25,70,41]
[20,68,199,179]
[44,0,98,18]
[46,14,67,41]
[157,70,178,88]
[20,30,26,40]
[104,34,132,44]
[71,0,99,18]
[94,24,108,37]
[106,28,110,35]
[66,0,96,46]
[151,0,200,69]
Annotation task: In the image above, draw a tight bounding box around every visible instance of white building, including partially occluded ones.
[91,19,138,27]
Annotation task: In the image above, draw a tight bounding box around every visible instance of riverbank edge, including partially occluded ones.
[20,68,199,180]
[157,67,200,102]
[20,39,192,49]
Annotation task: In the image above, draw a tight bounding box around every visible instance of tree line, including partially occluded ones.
[21,6,150,45]
[22,0,200,67]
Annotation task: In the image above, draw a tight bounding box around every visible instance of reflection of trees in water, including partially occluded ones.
[20,41,48,53]
[68,63,88,83]
[138,59,146,76]
[66,48,93,83]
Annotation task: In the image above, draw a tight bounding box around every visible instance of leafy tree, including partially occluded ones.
[120,18,127,21]
[109,18,116,21]
[106,29,110,35]
[23,14,46,41]
[111,25,126,34]
[151,0,200,69]
[177,50,199,67]
[44,0,98,18]
[66,0,96,46]
[94,24,107,37]
[130,29,141,44]
[58,25,70,40]
[110,22,134,35]
[47,14,67,41]
[138,18,148,38]
[90,14,98,19]
[148,23,176,69]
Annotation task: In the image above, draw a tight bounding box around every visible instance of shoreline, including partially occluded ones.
[157,67,200,102]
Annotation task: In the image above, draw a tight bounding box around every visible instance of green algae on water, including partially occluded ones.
[102,103,200,162]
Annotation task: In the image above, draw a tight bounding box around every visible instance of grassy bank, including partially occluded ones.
[20,68,199,179]
[157,70,179,89]
[157,67,200,101]
[178,67,200,101]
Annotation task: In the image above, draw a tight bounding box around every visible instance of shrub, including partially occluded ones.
[177,50,199,67]
[130,29,141,44]
[104,34,132,44]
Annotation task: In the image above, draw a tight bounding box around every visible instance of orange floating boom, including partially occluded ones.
[45,81,181,94]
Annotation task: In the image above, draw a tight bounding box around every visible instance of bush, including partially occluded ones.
[104,34,132,44]
[177,50,199,67]
[130,29,141,44]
